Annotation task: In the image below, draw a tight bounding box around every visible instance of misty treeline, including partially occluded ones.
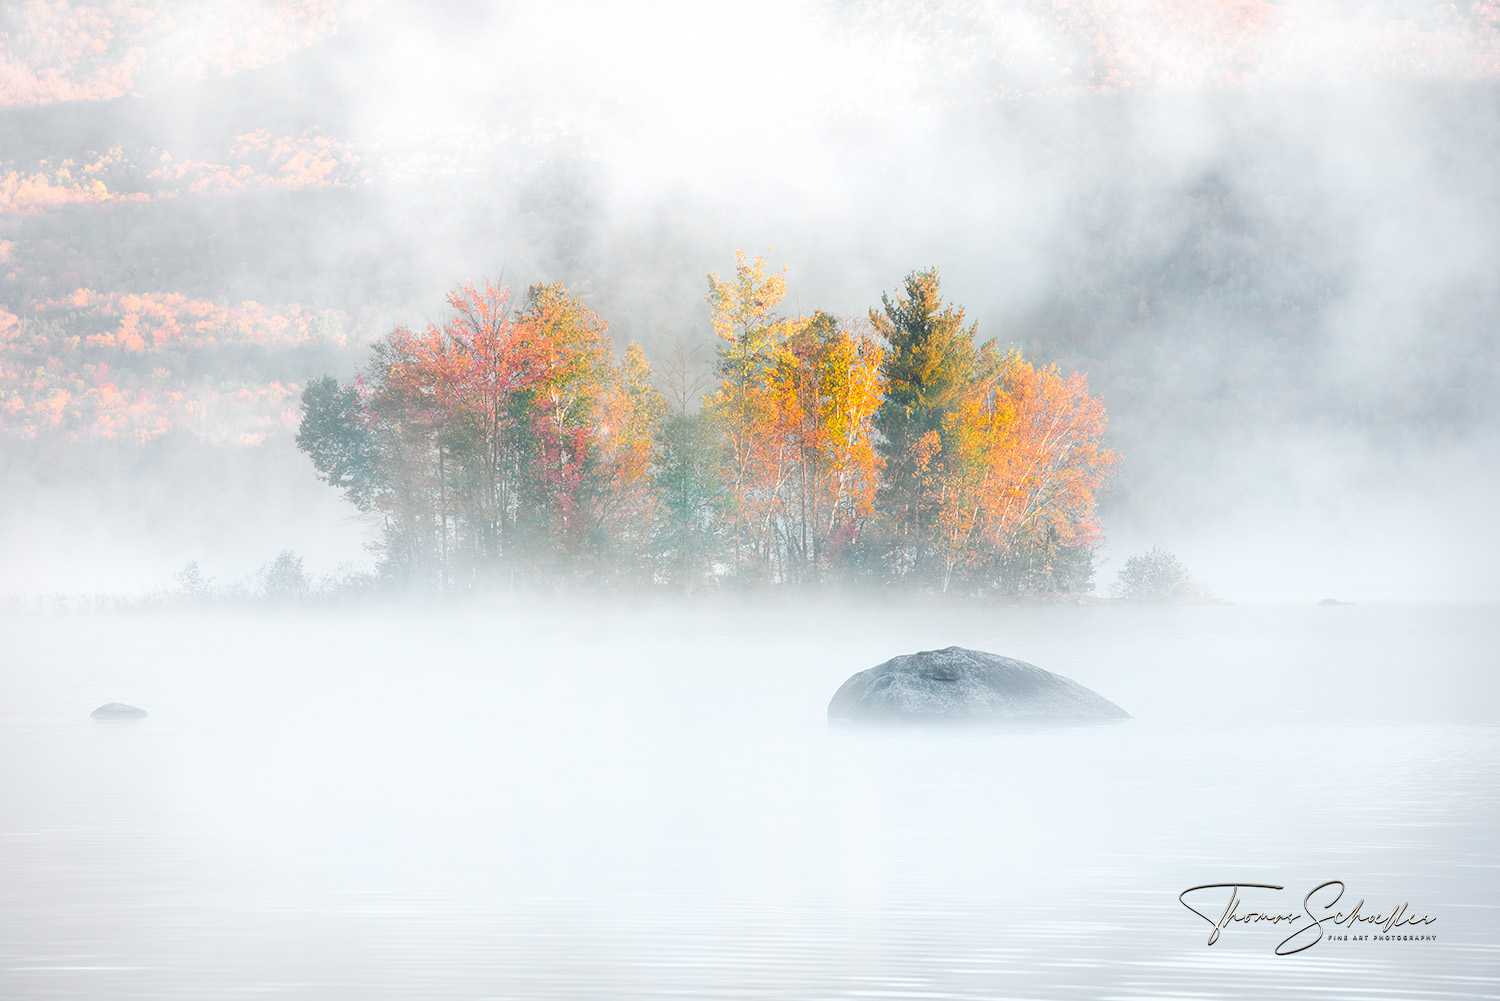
[0,550,370,614]
[169,551,376,603]
[1109,546,1214,603]
[296,253,1116,596]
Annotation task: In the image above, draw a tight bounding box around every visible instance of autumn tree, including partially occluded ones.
[695,254,889,587]
[298,277,665,588]
[933,355,1116,594]
[760,311,883,583]
[349,278,536,585]
[508,281,615,571]
[359,326,458,587]
[586,341,668,580]
[703,250,798,577]
[707,249,793,390]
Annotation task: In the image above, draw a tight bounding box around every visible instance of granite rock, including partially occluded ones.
[828,646,1128,724]
[91,703,148,719]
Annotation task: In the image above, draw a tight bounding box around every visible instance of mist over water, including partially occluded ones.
[3,3,1499,997]
[2,602,1497,998]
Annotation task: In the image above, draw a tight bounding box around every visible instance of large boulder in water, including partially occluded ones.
[828,646,1128,724]
[90,703,148,719]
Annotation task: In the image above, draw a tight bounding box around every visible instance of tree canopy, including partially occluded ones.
[297,254,1117,595]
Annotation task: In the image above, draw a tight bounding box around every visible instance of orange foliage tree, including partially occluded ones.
[300,278,666,588]
[703,254,884,584]
[702,249,797,578]
[760,312,883,582]
[935,354,1116,593]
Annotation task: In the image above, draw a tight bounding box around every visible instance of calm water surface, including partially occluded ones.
[2,602,1496,999]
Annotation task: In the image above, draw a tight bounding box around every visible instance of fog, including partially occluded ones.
[2,7,1499,993]
[3,0,1498,598]
[2,603,1497,997]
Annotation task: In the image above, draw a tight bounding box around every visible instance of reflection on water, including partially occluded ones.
[1,603,1496,999]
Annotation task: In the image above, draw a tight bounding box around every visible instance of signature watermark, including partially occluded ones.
[1179,881,1436,955]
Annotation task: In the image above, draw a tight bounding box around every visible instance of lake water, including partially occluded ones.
[2,601,1496,999]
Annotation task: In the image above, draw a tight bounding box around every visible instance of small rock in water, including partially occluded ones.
[828,646,1129,724]
[91,703,148,719]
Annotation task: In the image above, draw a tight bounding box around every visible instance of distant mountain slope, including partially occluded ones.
[0,0,382,107]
